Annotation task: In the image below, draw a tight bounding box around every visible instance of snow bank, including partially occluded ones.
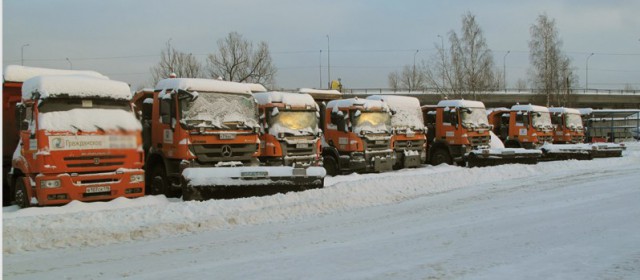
[22,75,131,100]
[3,65,107,83]
[4,142,639,254]
[156,78,252,95]
[183,166,326,187]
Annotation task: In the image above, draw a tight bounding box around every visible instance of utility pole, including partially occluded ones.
[326,35,331,89]
[503,50,510,92]
[319,50,323,88]
[586,53,594,91]
[66,58,73,70]
[21,44,30,66]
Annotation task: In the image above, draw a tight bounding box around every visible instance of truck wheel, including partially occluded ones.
[323,156,339,176]
[14,177,30,208]
[430,149,452,166]
[148,164,168,196]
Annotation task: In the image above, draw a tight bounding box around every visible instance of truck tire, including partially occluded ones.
[148,164,168,196]
[14,177,30,208]
[323,156,339,176]
[430,148,452,166]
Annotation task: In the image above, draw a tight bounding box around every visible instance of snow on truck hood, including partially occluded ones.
[22,75,132,100]
[3,65,108,83]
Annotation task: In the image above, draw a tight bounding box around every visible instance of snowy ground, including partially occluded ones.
[3,143,640,279]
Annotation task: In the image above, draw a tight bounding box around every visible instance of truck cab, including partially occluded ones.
[321,98,395,175]
[253,91,322,167]
[421,100,492,165]
[367,95,426,169]
[548,107,585,144]
[11,75,145,207]
[488,104,554,149]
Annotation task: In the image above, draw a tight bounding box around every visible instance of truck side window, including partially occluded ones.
[159,98,171,124]
[443,110,451,124]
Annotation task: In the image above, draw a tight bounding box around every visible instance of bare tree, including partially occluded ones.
[207,32,277,86]
[516,78,528,92]
[528,14,577,106]
[424,12,497,98]
[150,40,203,85]
[387,64,425,92]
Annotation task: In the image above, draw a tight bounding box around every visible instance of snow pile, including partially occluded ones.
[3,142,639,254]
[156,78,251,95]
[3,65,107,83]
[367,95,424,129]
[22,75,131,100]
[39,108,142,132]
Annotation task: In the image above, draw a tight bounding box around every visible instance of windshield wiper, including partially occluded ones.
[94,125,105,132]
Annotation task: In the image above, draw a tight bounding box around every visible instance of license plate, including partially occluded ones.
[219,133,236,140]
[296,143,308,149]
[375,140,385,145]
[86,186,110,193]
[241,171,268,178]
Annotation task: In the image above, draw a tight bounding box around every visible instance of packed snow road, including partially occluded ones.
[3,143,640,279]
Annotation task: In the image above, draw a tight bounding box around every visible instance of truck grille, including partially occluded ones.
[190,143,257,164]
[282,138,316,157]
[363,138,391,152]
[394,140,425,151]
[469,136,490,148]
[538,135,553,143]
[63,155,126,170]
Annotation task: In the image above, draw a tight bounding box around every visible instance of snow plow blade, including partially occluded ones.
[588,143,626,158]
[466,148,542,167]
[539,143,596,161]
[181,166,325,201]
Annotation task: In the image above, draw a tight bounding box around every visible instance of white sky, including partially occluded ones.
[2,0,640,90]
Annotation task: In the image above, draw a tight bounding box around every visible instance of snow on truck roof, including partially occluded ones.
[155,78,252,95]
[548,107,581,114]
[298,88,341,96]
[22,75,132,100]
[246,83,267,93]
[367,95,424,128]
[511,104,549,113]
[327,98,388,111]
[253,91,317,108]
[367,95,420,109]
[437,99,485,109]
[4,65,107,83]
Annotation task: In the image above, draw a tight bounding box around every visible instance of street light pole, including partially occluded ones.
[586,52,594,91]
[503,50,510,92]
[412,49,419,92]
[319,50,322,88]
[21,44,30,66]
[326,35,331,89]
[437,35,445,91]
[66,58,73,70]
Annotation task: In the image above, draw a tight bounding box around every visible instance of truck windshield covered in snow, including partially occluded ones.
[269,110,318,135]
[39,98,132,113]
[532,111,552,128]
[352,111,391,133]
[564,113,583,129]
[180,91,258,129]
[460,107,490,129]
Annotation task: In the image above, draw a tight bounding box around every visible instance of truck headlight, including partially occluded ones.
[41,179,61,188]
[130,174,144,184]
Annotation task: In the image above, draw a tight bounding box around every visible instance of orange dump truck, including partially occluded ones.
[488,104,593,160]
[320,98,395,175]
[422,100,541,167]
[367,95,426,169]
[9,74,145,207]
[3,65,113,205]
[133,78,323,200]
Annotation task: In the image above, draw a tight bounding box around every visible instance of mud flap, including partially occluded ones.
[181,166,325,201]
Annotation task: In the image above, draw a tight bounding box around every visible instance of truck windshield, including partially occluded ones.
[460,107,489,129]
[181,92,258,129]
[532,111,552,127]
[37,98,139,132]
[352,111,391,133]
[391,107,424,130]
[269,111,318,135]
[565,113,583,128]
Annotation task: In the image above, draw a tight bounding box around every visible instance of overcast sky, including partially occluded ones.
[3,0,639,90]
